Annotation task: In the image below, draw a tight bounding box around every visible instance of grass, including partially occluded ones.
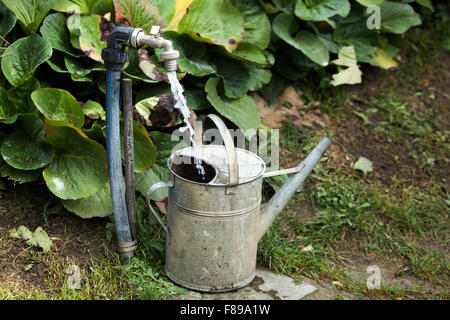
[256,10,450,298]
[1,6,449,300]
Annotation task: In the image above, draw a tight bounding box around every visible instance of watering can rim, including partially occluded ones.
[167,145,267,187]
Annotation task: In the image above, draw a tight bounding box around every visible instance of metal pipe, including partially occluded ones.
[122,78,136,240]
[258,137,332,241]
[106,70,133,261]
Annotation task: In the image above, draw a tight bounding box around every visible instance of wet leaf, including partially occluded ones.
[273,13,329,67]
[31,88,85,128]
[62,181,113,218]
[82,100,106,121]
[178,0,245,52]
[43,126,108,200]
[380,1,421,34]
[1,114,54,170]
[205,77,260,133]
[40,13,80,57]
[1,34,53,87]
[294,0,350,21]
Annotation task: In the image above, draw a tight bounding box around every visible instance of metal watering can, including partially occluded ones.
[146,114,332,292]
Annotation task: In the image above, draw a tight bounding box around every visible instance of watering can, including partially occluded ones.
[146,114,332,292]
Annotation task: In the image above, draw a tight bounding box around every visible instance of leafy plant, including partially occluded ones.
[0,0,428,219]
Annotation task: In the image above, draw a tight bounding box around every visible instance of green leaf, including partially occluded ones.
[122,49,159,83]
[1,34,52,87]
[185,87,211,111]
[294,0,350,21]
[331,46,362,86]
[67,14,82,50]
[52,0,96,15]
[82,100,105,121]
[273,13,329,66]
[8,77,41,114]
[62,181,113,218]
[333,20,377,62]
[43,126,108,200]
[40,13,80,57]
[205,77,260,133]
[79,14,106,63]
[135,164,169,201]
[1,0,56,34]
[154,31,215,77]
[1,114,54,170]
[229,0,271,50]
[113,0,165,31]
[353,156,373,175]
[120,121,156,173]
[0,158,41,183]
[64,55,105,81]
[31,88,85,128]
[416,0,433,12]
[135,131,184,200]
[0,3,16,42]
[272,0,297,13]
[379,1,421,34]
[354,0,384,6]
[178,0,245,52]
[231,43,269,65]
[152,0,175,24]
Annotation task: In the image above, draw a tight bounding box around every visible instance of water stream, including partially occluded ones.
[167,71,206,179]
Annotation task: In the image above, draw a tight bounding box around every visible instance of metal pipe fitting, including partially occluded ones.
[133,29,180,72]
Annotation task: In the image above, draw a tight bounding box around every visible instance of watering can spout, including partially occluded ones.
[258,137,332,241]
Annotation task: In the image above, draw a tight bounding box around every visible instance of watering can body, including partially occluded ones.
[147,114,332,292]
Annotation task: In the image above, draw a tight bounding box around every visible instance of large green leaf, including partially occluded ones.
[0,3,16,43]
[64,56,105,82]
[62,181,113,218]
[333,19,377,63]
[212,55,270,99]
[154,31,215,77]
[230,43,269,65]
[152,0,175,24]
[1,0,56,33]
[1,114,54,170]
[113,0,165,30]
[120,121,156,173]
[0,157,41,183]
[40,13,80,57]
[0,87,17,122]
[229,0,271,50]
[273,13,329,66]
[31,88,85,128]
[43,126,108,200]
[178,0,245,52]
[294,0,350,21]
[355,0,384,6]
[79,14,106,63]
[1,34,52,87]
[205,77,260,133]
[379,1,421,34]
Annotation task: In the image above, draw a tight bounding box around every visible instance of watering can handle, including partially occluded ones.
[146,181,174,234]
[194,114,239,187]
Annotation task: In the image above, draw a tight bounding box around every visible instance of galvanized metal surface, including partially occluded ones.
[146,115,332,292]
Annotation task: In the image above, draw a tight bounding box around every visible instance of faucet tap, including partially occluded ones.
[102,26,179,73]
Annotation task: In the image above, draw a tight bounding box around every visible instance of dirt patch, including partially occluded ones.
[0,182,111,291]
[253,88,330,130]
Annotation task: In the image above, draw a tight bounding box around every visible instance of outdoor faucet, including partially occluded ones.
[101,25,180,262]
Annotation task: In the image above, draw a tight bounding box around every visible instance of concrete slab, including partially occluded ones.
[170,267,319,300]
